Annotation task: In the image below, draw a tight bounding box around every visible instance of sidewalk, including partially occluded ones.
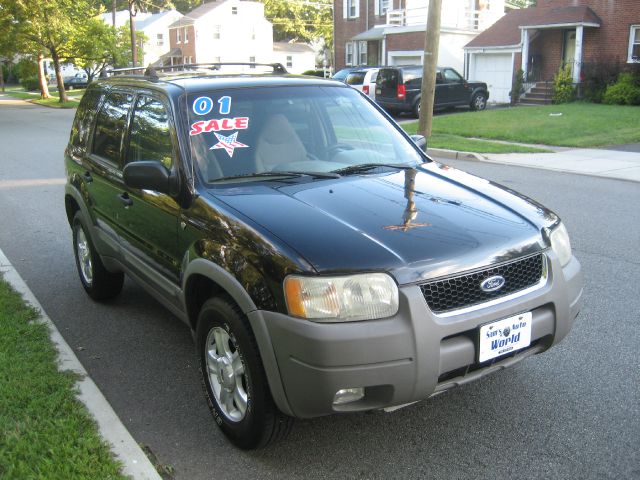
[429,145,640,183]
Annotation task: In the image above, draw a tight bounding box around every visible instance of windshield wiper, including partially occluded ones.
[331,163,416,175]
[210,170,340,183]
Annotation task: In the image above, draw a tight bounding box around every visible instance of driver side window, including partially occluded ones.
[127,95,174,170]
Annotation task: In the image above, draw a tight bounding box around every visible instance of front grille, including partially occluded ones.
[419,253,545,314]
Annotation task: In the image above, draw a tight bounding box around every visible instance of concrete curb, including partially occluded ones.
[427,147,486,161]
[0,248,162,480]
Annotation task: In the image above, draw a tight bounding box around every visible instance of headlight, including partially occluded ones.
[284,273,399,322]
[550,222,572,267]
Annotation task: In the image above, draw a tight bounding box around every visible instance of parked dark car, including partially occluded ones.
[375,65,489,117]
[63,72,89,90]
[64,63,581,450]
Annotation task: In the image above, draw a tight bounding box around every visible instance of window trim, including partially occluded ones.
[628,25,640,63]
[213,25,221,40]
[176,28,181,44]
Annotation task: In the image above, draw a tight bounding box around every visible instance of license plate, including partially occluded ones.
[478,312,532,363]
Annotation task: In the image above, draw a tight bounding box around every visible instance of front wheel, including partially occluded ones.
[72,211,124,301]
[412,99,421,118]
[196,297,293,449]
[471,92,487,111]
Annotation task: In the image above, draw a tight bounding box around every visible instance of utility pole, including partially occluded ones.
[129,0,137,67]
[112,0,117,27]
[417,0,442,139]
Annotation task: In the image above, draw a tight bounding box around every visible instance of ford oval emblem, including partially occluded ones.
[480,275,506,292]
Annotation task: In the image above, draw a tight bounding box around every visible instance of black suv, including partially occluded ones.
[375,65,489,117]
[65,63,581,449]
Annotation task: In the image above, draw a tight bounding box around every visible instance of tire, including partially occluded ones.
[471,92,487,111]
[72,211,124,301]
[196,297,293,449]
[412,99,421,118]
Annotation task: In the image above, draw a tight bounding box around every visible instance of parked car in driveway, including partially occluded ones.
[64,62,581,450]
[375,65,489,117]
[345,68,379,99]
[63,72,89,90]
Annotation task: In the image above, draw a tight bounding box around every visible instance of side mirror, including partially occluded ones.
[410,134,427,152]
[123,161,176,194]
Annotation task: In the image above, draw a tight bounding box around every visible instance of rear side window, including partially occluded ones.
[92,92,134,165]
[127,95,174,170]
[69,87,102,149]
[402,68,422,83]
[377,69,398,88]
[346,72,366,86]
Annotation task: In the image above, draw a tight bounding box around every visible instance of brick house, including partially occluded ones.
[464,0,640,103]
[333,0,508,74]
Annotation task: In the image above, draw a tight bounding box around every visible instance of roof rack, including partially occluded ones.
[108,62,288,80]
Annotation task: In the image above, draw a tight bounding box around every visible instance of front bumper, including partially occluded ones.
[248,251,582,419]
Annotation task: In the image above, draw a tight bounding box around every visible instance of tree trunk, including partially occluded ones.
[0,61,4,92]
[37,53,51,99]
[417,0,442,139]
[51,50,68,103]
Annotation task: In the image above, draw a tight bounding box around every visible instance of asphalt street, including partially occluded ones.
[0,100,638,480]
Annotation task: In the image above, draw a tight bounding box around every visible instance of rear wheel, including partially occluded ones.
[196,297,293,449]
[471,92,487,111]
[412,99,421,118]
[72,212,124,301]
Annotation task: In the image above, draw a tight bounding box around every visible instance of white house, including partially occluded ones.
[166,0,273,68]
[273,42,316,74]
[100,10,183,67]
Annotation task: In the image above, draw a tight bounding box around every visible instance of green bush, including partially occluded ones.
[602,73,640,105]
[15,58,38,82]
[20,76,40,91]
[552,65,575,104]
[510,68,524,105]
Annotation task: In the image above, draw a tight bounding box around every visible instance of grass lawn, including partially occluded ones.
[0,276,126,479]
[403,130,550,153]
[2,86,82,108]
[411,103,640,148]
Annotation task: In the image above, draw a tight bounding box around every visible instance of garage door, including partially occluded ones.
[471,53,512,104]
[389,55,421,66]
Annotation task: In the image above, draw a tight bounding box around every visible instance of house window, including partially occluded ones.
[286,55,293,68]
[214,56,221,63]
[345,42,353,65]
[184,28,189,43]
[157,33,164,46]
[251,27,256,40]
[249,56,256,68]
[213,25,221,39]
[344,0,359,19]
[629,25,640,62]
[377,0,391,16]
[358,41,367,65]
[232,6,238,14]
[176,28,181,43]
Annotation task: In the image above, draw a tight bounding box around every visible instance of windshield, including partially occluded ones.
[188,85,424,183]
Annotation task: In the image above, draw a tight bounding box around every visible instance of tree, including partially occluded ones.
[3,0,101,103]
[260,0,332,48]
[70,19,132,80]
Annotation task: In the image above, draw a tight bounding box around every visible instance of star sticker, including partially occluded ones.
[210,131,248,157]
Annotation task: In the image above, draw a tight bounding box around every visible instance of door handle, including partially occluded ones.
[83,171,93,183]
[117,192,133,207]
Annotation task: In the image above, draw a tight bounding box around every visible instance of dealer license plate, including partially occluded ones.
[478,312,532,363]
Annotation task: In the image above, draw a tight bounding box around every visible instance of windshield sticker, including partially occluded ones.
[211,132,248,157]
[192,95,233,115]
[190,117,249,136]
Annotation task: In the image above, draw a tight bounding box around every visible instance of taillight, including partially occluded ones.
[363,85,369,95]
[397,84,406,100]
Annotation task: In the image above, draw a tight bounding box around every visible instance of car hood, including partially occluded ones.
[210,163,556,285]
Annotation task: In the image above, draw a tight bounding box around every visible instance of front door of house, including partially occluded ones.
[563,30,576,75]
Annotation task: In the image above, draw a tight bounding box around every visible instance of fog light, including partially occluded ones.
[333,387,365,405]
